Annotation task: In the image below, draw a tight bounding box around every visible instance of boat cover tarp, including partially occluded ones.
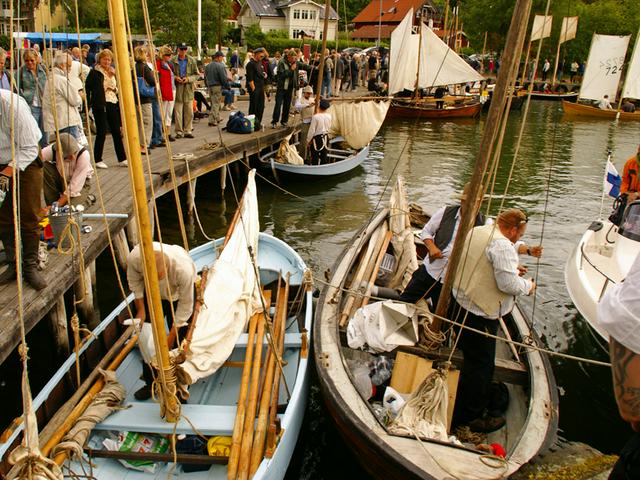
[329,100,390,150]
[176,170,263,384]
[388,176,419,290]
[622,32,640,100]
[347,300,418,353]
[276,133,304,165]
[389,10,482,94]
[580,34,630,101]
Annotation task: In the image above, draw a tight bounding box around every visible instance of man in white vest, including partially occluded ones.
[451,208,537,433]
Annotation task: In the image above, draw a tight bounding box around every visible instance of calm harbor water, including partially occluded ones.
[104,100,638,477]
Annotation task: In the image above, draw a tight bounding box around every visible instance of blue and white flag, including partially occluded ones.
[604,160,622,198]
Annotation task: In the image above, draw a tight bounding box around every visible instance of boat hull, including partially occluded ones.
[270,145,369,177]
[314,210,558,480]
[387,100,482,119]
[529,92,578,101]
[562,101,640,120]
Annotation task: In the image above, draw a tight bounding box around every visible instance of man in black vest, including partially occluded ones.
[400,183,483,307]
[246,47,267,132]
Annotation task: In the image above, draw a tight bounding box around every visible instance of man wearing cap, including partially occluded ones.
[246,47,267,131]
[204,51,229,126]
[271,50,298,128]
[41,133,93,209]
[307,99,332,165]
[0,89,47,290]
[173,43,199,139]
[295,86,315,158]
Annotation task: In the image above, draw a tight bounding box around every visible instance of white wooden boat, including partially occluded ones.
[565,201,640,341]
[0,232,313,479]
[314,189,558,479]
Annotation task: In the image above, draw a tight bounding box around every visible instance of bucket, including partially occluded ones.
[49,211,83,249]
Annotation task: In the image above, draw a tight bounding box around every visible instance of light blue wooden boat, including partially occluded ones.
[0,234,312,479]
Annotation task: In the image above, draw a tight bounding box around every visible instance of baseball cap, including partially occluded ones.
[177,43,188,50]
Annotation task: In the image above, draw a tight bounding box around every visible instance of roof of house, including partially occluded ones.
[350,24,396,39]
[229,0,242,20]
[352,0,435,24]
[242,0,338,19]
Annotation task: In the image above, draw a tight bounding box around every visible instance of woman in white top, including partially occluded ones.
[307,98,332,165]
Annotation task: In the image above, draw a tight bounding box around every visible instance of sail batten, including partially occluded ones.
[579,33,630,101]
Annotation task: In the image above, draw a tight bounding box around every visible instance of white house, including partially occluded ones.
[237,0,339,41]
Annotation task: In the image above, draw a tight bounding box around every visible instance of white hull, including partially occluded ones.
[565,219,640,341]
[270,145,369,177]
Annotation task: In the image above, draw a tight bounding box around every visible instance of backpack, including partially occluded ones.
[226,111,253,134]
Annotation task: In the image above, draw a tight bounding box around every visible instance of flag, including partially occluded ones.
[604,160,621,198]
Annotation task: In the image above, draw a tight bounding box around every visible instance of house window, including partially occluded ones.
[292,29,299,38]
[309,10,316,19]
[293,9,300,19]
[301,9,308,19]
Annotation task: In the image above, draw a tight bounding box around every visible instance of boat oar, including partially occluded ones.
[237,295,269,480]
[227,292,269,480]
[265,276,290,459]
[249,279,288,475]
[360,230,393,308]
[43,330,140,464]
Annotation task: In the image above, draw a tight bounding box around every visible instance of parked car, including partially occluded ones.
[342,47,362,55]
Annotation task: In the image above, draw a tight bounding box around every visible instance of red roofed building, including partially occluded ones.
[350,0,442,41]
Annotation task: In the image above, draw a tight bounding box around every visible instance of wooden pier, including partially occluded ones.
[0,98,297,366]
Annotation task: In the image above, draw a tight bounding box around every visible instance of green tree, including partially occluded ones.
[243,23,265,49]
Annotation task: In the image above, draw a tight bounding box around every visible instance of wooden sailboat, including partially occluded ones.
[388,9,483,120]
[562,31,640,120]
[0,0,313,477]
[314,0,558,477]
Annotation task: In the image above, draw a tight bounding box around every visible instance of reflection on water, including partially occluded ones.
[154,101,639,474]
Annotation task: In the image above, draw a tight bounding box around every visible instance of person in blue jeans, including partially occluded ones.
[150,97,164,148]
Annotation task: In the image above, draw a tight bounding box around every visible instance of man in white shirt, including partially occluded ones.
[598,253,640,478]
[0,89,46,290]
[599,94,613,110]
[307,98,332,164]
[295,85,314,158]
[127,242,197,400]
[450,208,537,433]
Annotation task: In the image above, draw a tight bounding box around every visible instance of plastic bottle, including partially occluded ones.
[351,364,373,400]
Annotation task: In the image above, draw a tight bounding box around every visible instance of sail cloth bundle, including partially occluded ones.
[328,100,390,150]
[275,133,304,165]
[174,170,263,385]
[388,176,419,290]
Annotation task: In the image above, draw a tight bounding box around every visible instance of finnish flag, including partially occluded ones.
[604,160,621,198]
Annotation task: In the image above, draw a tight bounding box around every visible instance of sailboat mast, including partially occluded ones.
[413,9,423,99]
[107,0,180,421]
[315,0,331,111]
[551,31,562,85]
[433,0,533,327]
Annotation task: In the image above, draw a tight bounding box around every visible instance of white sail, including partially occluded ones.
[177,170,263,385]
[622,31,640,100]
[580,33,630,101]
[559,16,578,44]
[389,9,482,94]
[420,27,483,88]
[389,9,420,95]
[329,100,391,149]
[530,14,552,41]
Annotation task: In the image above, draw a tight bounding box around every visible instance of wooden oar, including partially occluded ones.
[227,292,269,480]
[265,277,290,459]
[360,230,393,309]
[249,279,288,475]
[237,295,269,480]
[38,325,136,451]
[45,330,140,463]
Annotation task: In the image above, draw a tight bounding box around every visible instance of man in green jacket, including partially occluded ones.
[173,43,199,139]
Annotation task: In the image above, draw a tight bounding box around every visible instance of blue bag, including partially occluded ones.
[137,76,155,98]
[226,111,253,134]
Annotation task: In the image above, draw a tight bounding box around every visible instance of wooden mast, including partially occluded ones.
[413,8,423,100]
[106,0,180,421]
[314,0,331,112]
[433,0,533,328]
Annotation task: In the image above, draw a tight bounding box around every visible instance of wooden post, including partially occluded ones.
[481,31,488,73]
[113,229,130,270]
[187,178,197,215]
[125,219,139,246]
[434,0,532,329]
[220,164,227,193]
[48,295,69,359]
[74,265,97,329]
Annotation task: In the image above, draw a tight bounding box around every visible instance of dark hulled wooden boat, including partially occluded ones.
[388,99,482,119]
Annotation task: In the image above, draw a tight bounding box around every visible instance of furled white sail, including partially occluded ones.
[622,31,640,100]
[580,34,630,101]
[177,170,263,384]
[420,27,483,88]
[530,14,552,41]
[389,9,420,95]
[390,10,482,94]
[329,100,390,149]
[559,16,578,44]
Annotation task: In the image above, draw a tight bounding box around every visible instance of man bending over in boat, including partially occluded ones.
[621,144,640,202]
[400,184,542,309]
[127,242,197,400]
[598,252,640,479]
[450,208,537,433]
[598,94,613,110]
